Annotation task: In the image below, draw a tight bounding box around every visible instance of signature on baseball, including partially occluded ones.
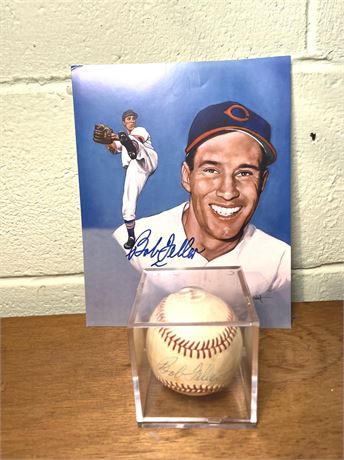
[126,228,205,267]
[156,357,227,383]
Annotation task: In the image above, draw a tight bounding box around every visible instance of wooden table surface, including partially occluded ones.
[1,301,342,460]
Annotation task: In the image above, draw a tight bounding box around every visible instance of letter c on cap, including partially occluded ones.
[224,104,250,122]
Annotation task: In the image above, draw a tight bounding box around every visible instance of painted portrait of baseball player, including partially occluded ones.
[93,109,158,249]
[71,57,291,327]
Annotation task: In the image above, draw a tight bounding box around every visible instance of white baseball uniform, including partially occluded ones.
[113,202,291,326]
[113,126,158,221]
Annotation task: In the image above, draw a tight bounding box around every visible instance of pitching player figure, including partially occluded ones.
[105,110,158,249]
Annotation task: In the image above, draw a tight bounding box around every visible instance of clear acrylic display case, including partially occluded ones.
[128,267,259,429]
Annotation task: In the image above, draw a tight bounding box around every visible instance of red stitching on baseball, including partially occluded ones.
[155,298,167,322]
[157,375,226,395]
[155,300,238,359]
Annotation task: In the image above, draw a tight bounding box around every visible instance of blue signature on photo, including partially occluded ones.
[126,228,205,267]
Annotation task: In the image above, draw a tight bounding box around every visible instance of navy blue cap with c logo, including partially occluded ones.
[185,101,277,165]
[122,109,138,121]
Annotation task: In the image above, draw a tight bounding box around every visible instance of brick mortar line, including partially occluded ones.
[0,273,84,286]
[0,58,343,88]
[292,263,344,272]
[306,0,318,56]
[0,264,343,285]
[0,272,83,279]
[305,0,310,54]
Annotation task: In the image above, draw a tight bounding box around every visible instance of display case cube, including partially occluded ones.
[128,267,259,429]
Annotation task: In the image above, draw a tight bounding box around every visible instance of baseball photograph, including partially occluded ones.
[71,56,291,327]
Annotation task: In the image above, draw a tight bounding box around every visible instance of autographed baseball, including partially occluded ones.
[146,287,243,396]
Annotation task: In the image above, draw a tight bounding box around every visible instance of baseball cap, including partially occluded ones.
[185,101,277,164]
[122,109,138,120]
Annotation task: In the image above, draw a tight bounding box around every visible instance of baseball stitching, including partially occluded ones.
[157,375,226,395]
[154,298,238,359]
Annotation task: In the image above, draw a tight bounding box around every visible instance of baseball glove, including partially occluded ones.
[93,123,119,144]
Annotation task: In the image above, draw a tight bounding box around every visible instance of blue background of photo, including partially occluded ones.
[72,56,291,244]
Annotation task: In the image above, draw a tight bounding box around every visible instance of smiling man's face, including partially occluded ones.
[182,131,268,258]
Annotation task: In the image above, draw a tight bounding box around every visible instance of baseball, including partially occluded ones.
[146,287,243,396]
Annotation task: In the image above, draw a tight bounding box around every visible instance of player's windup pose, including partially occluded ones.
[93,110,158,249]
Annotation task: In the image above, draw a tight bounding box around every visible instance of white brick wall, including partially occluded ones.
[1,0,343,317]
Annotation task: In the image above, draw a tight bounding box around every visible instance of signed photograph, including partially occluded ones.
[71,56,291,327]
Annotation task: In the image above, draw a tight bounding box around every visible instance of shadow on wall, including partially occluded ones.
[83,228,140,326]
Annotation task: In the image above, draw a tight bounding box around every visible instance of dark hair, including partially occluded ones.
[122,109,138,121]
[184,149,196,171]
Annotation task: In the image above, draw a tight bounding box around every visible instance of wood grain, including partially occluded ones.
[1,301,342,459]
